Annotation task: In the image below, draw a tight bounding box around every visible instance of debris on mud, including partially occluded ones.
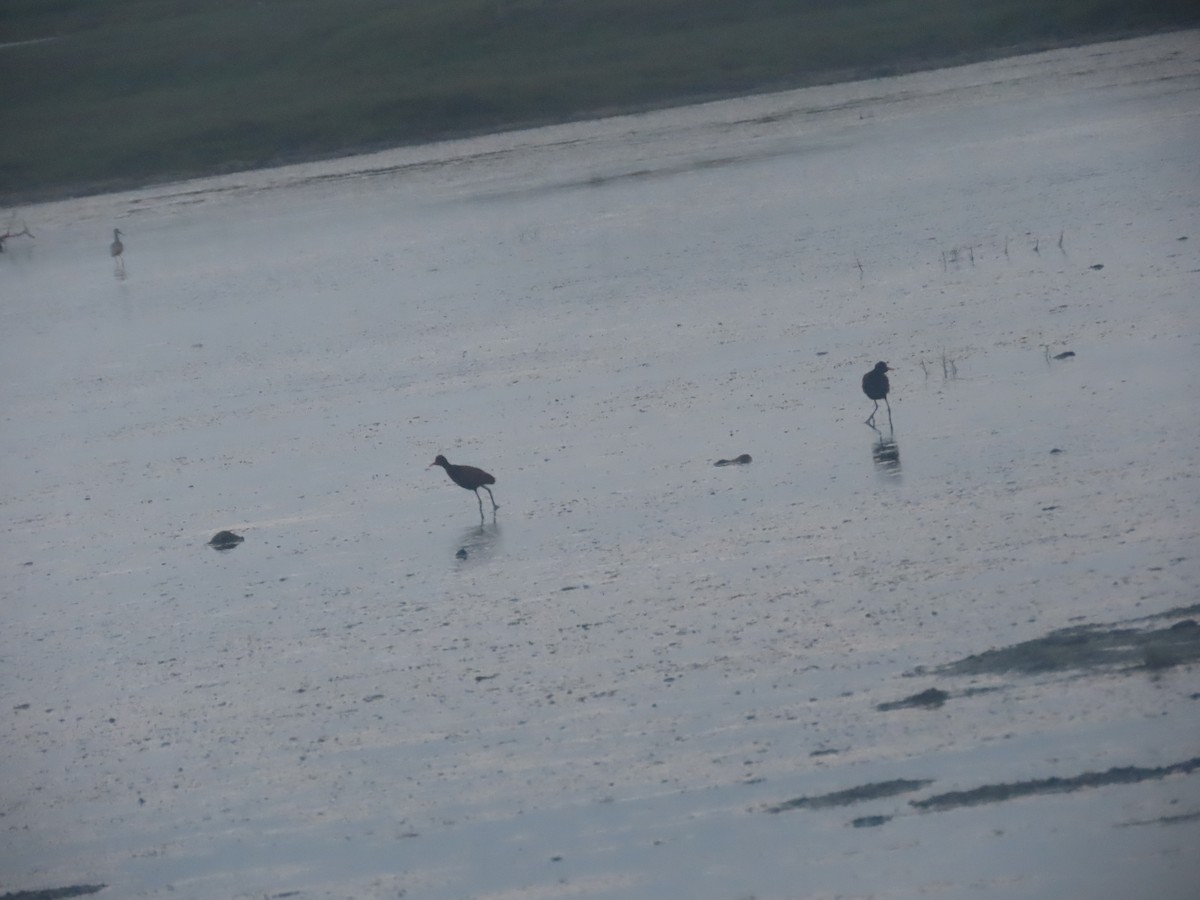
[1053,350,1076,359]
[207,530,244,550]
[911,756,1200,812]
[714,453,752,466]
[877,687,949,711]
[763,778,932,813]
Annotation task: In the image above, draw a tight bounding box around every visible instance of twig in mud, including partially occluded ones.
[855,255,864,280]
[941,350,958,379]
[1032,237,1040,254]
[0,223,35,252]
[920,359,929,379]
[1058,229,1065,252]
[942,244,976,270]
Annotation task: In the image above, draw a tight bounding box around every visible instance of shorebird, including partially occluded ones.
[430,455,498,521]
[862,361,892,428]
[110,228,124,270]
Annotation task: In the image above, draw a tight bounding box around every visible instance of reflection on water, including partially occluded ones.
[871,429,901,478]
[452,521,502,565]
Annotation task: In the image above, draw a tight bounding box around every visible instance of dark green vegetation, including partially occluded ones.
[4,0,1197,201]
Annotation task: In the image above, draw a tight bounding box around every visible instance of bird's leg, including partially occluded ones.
[482,485,498,512]
[865,400,878,427]
[474,489,485,522]
[884,397,892,429]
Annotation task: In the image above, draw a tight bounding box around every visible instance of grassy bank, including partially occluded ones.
[3,0,1197,203]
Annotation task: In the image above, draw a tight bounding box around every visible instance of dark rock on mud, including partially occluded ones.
[764,778,932,813]
[207,530,244,550]
[877,687,949,711]
[714,453,752,466]
[1053,350,1076,359]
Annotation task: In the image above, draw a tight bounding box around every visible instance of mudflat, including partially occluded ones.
[2,30,1198,900]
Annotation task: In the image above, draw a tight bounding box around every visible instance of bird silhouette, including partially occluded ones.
[110,228,124,271]
[862,361,892,428]
[430,455,498,521]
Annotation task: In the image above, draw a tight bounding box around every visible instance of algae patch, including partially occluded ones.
[764,778,932,813]
[911,757,1200,812]
[919,609,1200,679]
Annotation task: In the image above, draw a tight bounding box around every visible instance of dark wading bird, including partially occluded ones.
[431,455,499,521]
[110,228,124,270]
[862,361,892,428]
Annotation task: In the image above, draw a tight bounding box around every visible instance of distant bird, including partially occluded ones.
[110,228,124,269]
[862,361,892,427]
[430,455,498,521]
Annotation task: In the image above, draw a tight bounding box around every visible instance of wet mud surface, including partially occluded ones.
[2,29,1199,900]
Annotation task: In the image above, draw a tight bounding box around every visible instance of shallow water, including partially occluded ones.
[2,30,1199,900]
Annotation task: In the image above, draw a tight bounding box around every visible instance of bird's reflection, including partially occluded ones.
[870,426,901,477]
[451,521,502,565]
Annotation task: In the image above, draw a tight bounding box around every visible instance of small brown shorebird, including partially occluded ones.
[430,455,498,521]
[110,228,125,270]
[862,361,892,428]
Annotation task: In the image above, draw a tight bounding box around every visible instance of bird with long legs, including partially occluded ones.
[430,455,499,522]
[110,228,125,272]
[862,361,892,428]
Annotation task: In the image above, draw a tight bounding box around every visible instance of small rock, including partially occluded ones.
[207,530,244,550]
[1089,263,1104,270]
[1050,448,1063,454]
[456,548,468,559]
[1053,351,1075,360]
